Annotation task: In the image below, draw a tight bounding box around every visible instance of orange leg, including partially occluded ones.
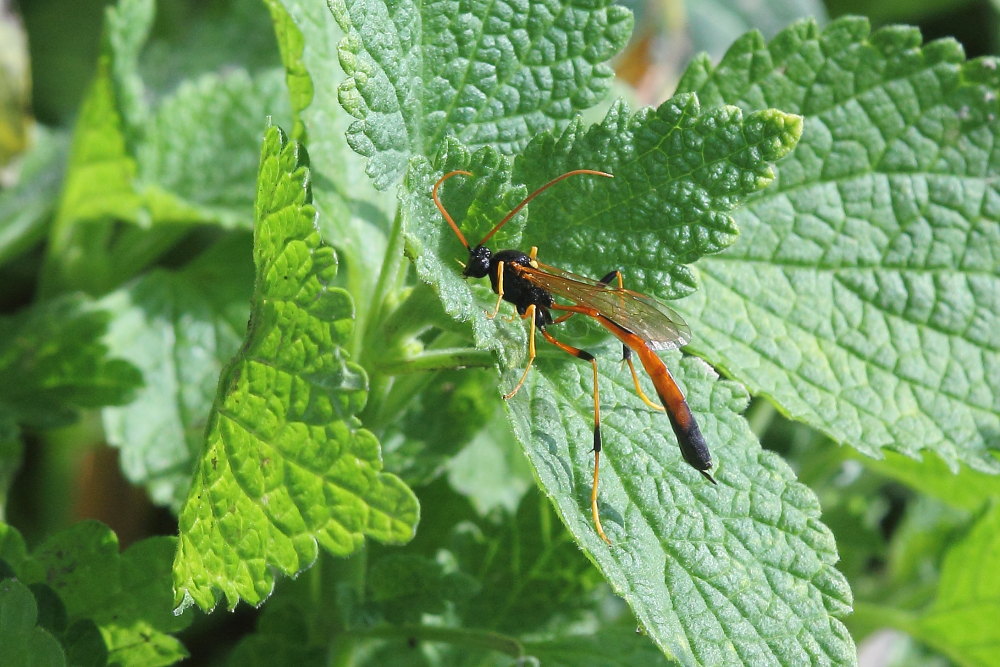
[623,347,666,412]
[503,304,538,400]
[486,260,505,319]
[537,327,609,545]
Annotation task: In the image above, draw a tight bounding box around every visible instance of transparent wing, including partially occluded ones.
[519,262,691,350]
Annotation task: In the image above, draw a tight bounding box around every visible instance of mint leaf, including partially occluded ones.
[451,490,601,634]
[172,126,419,612]
[911,503,1000,665]
[329,0,633,189]
[45,0,290,294]
[3,521,189,666]
[100,236,254,510]
[516,97,802,298]
[403,98,849,660]
[0,579,65,667]
[51,0,149,228]
[510,353,853,663]
[135,68,291,228]
[264,0,396,301]
[406,96,802,358]
[674,17,1000,474]
[0,296,141,429]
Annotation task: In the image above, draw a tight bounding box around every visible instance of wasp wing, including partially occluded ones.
[519,262,691,350]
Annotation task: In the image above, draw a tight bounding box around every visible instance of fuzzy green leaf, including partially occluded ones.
[264,0,395,301]
[58,0,289,229]
[404,97,850,661]
[512,354,853,664]
[675,17,1000,476]
[406,95,802,360]
[135,68,291,228]
[100,236,254,510]
[172,126,419,612]
[46,0,290,294]
[329,0,633,189]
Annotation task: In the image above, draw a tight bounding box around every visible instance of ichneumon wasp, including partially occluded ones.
[432,169,716,544]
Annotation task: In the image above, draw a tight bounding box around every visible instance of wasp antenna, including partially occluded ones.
[477,169,614,246]
[432,170,474,250]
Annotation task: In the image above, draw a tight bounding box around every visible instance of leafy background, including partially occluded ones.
[0,0,998,665]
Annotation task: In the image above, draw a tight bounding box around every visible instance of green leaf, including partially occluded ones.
[518,354,854,663]
[100,235,254,510]
[912,502,1000,666]
[45,0,291,294]
[172,126,419,612]
[406,96,801,359]
[451,489,601,634]
[403,97,849,660]
[134,67,291,228]
[0,579,66,667]
[389,367,498,485]
[329,0,633,189]
[446,413,535,515]
[0,521,28,572]
[51,0,150,228]
[3,521,190,666]
[516,97,802,298]
[264,0,395,302]
[674,17,1000,475]
[0,296,142,429]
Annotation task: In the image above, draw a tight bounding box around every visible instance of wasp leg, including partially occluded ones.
[538,327,610,545]
[503,304,539,400]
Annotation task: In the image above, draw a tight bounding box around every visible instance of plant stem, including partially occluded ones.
[376,347,494,375]
[356,206,406,361]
